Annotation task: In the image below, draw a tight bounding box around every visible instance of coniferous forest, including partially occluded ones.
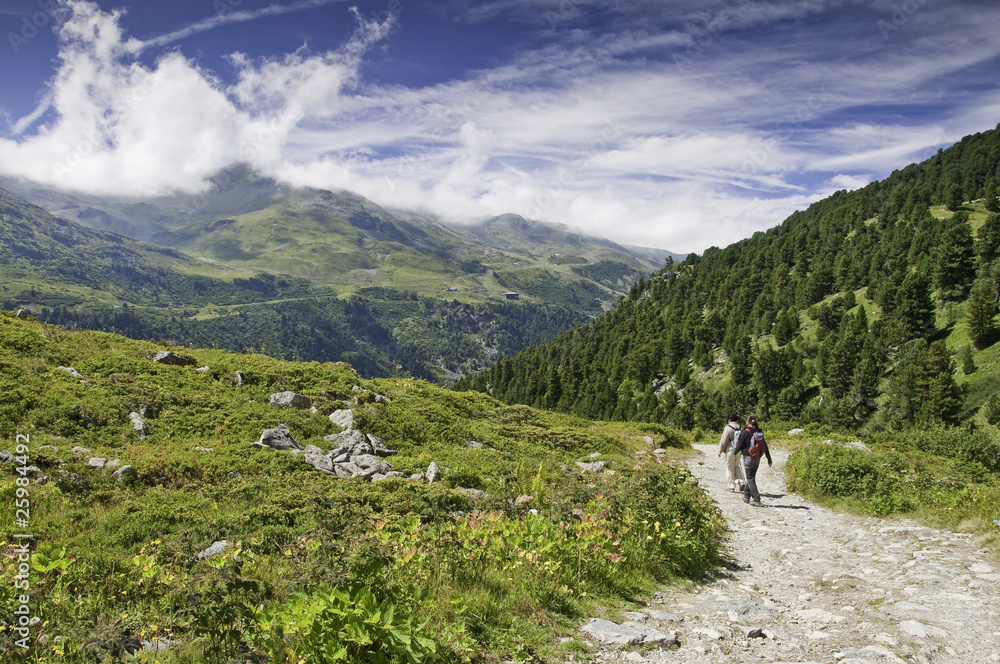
[458,126,1000,452]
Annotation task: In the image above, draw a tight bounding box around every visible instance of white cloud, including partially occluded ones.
[1,0,999,253]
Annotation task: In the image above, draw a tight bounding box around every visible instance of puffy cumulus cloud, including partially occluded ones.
[0,0,390,196]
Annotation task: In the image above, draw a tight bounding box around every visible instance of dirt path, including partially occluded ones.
[585,444,1000,664]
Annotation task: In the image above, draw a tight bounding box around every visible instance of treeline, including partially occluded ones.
[457,125,1000,434]
[27,295,588,383]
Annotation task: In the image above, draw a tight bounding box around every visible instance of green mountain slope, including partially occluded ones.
[459,125,1000,444]
[0,172,677,381]
[0,166,666,301]
[0,311,722,662]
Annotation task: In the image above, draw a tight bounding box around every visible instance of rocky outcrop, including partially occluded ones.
[253,424,303,450]
[269,391,311,409]
[152,351,194,366]
[324,429,396,457]
[328,409,354,431]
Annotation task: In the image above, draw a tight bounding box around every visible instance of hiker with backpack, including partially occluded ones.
[734,412,771,507]
[717,411,744,492]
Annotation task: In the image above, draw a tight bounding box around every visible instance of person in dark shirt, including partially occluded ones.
[733,412,772,506]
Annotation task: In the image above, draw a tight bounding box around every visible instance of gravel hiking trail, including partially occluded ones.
[583,443,1000,664]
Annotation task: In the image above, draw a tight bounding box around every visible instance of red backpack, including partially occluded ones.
[748,430,766,459]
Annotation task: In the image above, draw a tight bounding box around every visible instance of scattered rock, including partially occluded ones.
[226,471,242,481]
[304,452,335,475]
[88,458,107,469]
[195,540,229,561]
[735,625,765,639]
[899,620,949,639]
[105,459,121,469]
[269,391,311,409]
[74,405,97,426]
[328,409,354,431]
[234,371,245,387]
[576,460,606,473]
[152,351,194,366]
[644,610,684,622]
[57,366,84,379]
[71,446,91,455]
[426,461,440,484]
[129,412,149,438]
[457,488,488,501]
[844,441,870,452]
[254,424,303,451]
[193,447,214,452]
[195,366,211,373]
[788,428,805,435]
[112,465,137,482]
[467,440,484,449]
[580,618,677,647]
[373,393,391,404]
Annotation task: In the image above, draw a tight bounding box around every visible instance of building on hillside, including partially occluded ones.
[503,292,520,300]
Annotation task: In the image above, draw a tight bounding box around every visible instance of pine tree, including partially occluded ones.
[966,277,997,349]
[934,218,976,300]
[915,341,963,425]
[977,213,1000,262]
[892,272,935,341]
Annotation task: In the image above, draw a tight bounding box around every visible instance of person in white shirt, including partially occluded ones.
[716,411,743,492]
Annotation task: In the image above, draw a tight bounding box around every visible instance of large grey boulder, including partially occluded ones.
[254,424,303,450]
[580,618,678,647]
[426,461,440,484]
[325,428,371,455]
[328,409,354,431]
[269,391,311,409]
[152,351,194,366]
[304,453,335,475]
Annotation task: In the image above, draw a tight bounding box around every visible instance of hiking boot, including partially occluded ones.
[751,500,761,507]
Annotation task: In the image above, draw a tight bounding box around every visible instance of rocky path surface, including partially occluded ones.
[581,444,1000,664]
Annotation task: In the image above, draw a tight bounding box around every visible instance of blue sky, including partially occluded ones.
[1,0,999,253]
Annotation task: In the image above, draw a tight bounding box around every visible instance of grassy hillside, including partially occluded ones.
[0,311,722,663]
